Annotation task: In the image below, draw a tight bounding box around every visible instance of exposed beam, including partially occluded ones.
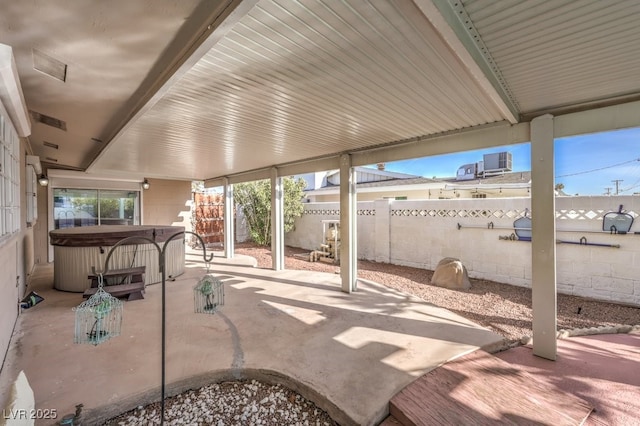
[207,122,528,186]
[521,93,640,123]
[554,100,640,139]
[224,169,271,185]
[352,122,530,167]
[204,155,341,188]
[204,177,226,188]
[416,0,519,123]
[204,99,640,187]
[277,156,341,177]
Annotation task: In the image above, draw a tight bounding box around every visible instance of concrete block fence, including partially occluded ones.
[285,196,640,307]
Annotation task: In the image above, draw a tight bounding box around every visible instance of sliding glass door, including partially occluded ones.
[53,188,140,229]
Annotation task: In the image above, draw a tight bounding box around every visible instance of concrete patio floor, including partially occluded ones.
[0,250,503,425]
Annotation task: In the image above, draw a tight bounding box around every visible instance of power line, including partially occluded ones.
[555,158,640,178]
[619,161,640,193]
[621,177,640,192]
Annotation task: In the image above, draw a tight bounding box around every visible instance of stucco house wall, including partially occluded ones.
[142,178,193,230]
[1,138,33,371]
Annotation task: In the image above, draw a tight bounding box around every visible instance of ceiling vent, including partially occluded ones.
[43,141,59,149]
[29,110,67,131]
[32,49,67,82]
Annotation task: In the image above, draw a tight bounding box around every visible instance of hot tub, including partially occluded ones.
[49,225,186,292]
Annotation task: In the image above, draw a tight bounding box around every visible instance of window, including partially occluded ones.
[0,111,20,238]
[53,188,140,229]
[99,190,138,225]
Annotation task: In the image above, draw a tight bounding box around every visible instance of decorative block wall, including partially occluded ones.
[286,196,640,306]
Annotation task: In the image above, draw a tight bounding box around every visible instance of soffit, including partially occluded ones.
[0,0,216,171]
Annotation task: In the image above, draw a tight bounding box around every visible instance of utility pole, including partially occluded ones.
[611,179,623,195]
[604,187,612,196]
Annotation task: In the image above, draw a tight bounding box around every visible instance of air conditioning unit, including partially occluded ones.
[483,152,512,174]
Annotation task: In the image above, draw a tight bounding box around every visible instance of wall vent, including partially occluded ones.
[29,110,67,131]
[33,49,67,82]
[43,141,59,149]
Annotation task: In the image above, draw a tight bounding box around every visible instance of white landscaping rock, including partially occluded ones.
[104,380,337,426]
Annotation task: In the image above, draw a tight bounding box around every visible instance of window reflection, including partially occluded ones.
[53,189,139,229]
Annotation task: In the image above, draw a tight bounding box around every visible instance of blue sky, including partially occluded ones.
[373,127,640,196]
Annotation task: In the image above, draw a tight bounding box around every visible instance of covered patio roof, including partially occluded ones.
[1,0,638,182]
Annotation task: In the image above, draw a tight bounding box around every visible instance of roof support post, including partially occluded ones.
[223,177,234,258]
[271,168,284,271]
[339,154,357,293]
[530,114,557,360]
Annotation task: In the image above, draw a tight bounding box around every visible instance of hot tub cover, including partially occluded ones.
[49,225,185,247]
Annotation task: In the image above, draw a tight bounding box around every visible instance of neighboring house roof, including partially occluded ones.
[440,171,532,186]
[304,171,532,196]
[325,166,419,181]
[358,176,441,188]
[308,176,439,192]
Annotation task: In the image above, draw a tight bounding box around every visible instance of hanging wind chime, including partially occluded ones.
[71,231,222,425]
[73,274,123,345]
[193,274,224,314]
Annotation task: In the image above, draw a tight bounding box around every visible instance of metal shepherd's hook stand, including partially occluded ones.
[99,231,213,425]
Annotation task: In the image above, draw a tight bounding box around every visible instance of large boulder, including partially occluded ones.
[431,257,471,290]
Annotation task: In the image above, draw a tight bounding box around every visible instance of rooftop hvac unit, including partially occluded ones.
[483,152,512,173]
[456,163,479,181]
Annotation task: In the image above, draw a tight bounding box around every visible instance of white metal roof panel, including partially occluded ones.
[92,0,512,180]
[463,0,640,114]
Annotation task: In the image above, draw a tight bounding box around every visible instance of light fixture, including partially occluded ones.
[142,179,150,190]
[38,174,49,186]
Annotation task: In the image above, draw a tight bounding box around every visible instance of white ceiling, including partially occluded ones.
[2,0,640,182]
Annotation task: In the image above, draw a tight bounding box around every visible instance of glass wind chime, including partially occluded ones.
[74,274,123,345]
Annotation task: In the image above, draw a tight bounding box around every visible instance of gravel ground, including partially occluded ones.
[104,243,639,425]
[104,380,337,426]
